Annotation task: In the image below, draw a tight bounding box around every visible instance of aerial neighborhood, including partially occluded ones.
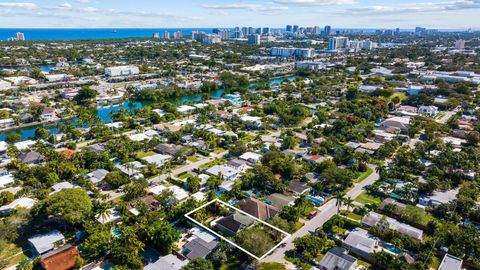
[0,24,480,270]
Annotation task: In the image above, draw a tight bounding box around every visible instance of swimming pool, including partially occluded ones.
[308,195,324,206]
[382,242,403,254]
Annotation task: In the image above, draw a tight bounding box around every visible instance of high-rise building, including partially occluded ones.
[455,39,465,50]
[191,31,207,42]
[248,34,261,45]
[415,27,427,36]
[153,32,160,39]
[173,31,183,39]
[286,25,293,32]
[202,34,221,44]
[328,37,349,50]
[293,25,299,33]
[163,31,170,39]
[313,26,321,35]
[16,32,25,41]
[263,27,270,35]
[324,25,332,36]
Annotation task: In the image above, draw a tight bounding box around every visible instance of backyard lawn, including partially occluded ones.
[187,155,200,163]
[354,191,382,205]
[136,151,156,159]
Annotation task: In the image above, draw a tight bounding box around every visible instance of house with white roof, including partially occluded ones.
[149,185,189,202]
[379,117,411,131]
[343,228,378,258]
[0,141,7,153]
[50,181,79,195]
[96,209,121,224]
[205,165,240,181]
[14,140,36,151]
[142,154,172,168]
[177,105,196,114]
[418,106,439,117]
[438,254,463,270]
[239,152,262,164]
[0,197,37,215]
[0,173,15,188]
[86,169,109,184]
[28,230,65,255]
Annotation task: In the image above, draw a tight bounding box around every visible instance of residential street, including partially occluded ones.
[262,166,379,265]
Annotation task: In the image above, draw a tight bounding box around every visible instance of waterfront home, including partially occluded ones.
[40,108,56,121]
[86,143,107,154]
[28,230,65,256]
[0,141,7,153]
[318,246,357,270]
[14,140,36,151]
[0,118,15,128]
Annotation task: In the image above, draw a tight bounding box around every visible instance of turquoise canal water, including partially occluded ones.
[0,76,296,141]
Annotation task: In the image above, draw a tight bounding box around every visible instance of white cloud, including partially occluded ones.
[203,3,288,12]
[345,0,480,15]
[76,0,91,3]
[272,0,355,5]
[59,3,72,9]
[0,2,37,9]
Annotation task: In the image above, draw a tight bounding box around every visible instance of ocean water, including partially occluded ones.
[0,28,214,41]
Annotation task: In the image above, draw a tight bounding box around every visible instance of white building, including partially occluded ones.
[328,37,349,51]
[206,165,240,181]
[418,105,439,117]
[105,65,140,77]
[271,47,314,58]
[142,154,172,168]
[455,39,465,50]
[0,79,12,90]
[0,197,37,215]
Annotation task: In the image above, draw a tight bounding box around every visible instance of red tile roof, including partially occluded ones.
[41,245,79,270]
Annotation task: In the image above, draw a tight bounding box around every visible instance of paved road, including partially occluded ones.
[148,151,228,184]
[436,109,458,124]
[262,166,379,265]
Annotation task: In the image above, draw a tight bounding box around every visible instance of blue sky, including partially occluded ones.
[0,0,479,29]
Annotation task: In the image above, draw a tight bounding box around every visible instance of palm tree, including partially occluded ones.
[375,165,387,180]
[334,192,345,214]
[344,196,354,212]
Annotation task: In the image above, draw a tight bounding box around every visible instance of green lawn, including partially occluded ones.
[213,147,226,154]
[177,172,193,179]
[220,258,242,270]
[187,155,199,163]
[355,191,382,205]
[354,168,373,183]
[341,211,362,221]
[0,242,28,268]
[136,151,156,159]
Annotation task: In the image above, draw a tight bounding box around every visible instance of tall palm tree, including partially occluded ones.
[334,192,345,214]
[344,196,354,212]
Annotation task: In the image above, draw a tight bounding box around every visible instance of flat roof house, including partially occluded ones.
[86,169,109,184]
[144,254,188,270]
[28,230,65,256]
[361,212,423,241]
[205,165,240,181]
[438,254,463,270]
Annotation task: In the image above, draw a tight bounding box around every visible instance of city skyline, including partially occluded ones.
[1,0,480,29]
